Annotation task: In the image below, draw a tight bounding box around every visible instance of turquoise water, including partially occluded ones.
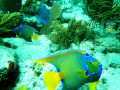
[0,0,120,90]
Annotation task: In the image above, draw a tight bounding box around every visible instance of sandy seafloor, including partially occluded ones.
[0,0,120,90]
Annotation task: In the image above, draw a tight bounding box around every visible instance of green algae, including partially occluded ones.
[0,68,8,82]
[86,0,120,23]
[0,12,21,34]
[48,18,95,48]
[16,85,28,90]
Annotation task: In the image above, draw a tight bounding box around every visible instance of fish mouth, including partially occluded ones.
[86,70,102,82]
[86,63,102,82]
[86,63,102,77]
[86,70,95,77]
[86,73,101,82]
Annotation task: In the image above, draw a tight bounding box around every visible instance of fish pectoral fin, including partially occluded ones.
[35,14,41,24]
[42,19,48,24]
[89,80,99,90]
[43,71,61,90]
[77,69,88,78]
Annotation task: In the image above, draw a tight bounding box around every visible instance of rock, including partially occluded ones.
[94,46,105,52]
[106,53,120,68]
[94,52,108,69]
[95,37,120,53]
[62,5,90,22]
[79,41,94,51]
[99,68,120,90]
[0,45,18,89]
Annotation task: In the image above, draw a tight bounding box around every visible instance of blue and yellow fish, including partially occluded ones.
[14,25,39,42]
[32,50,102,90]
[36,5,50,24]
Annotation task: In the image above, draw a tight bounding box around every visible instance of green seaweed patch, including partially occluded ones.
[0,68,8,82]
[48,21,73,48]
[0,11,21,34]
[67,18,95,42]
[48,19,95,48]
[0,38,4,45]
[16,85,28,90]
[86,0,120,23]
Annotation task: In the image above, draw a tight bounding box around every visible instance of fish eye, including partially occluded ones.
[98,63,102,67]
[90,61,94,64]
[19,25,23,28]
[85,53,90,56]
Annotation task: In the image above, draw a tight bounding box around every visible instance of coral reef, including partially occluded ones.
[0,0,120,90]
[0,45,19,90]
[0,68,8,82]
[0,12,21,34]
[96,37,120,53]
[104,19,120,32]
[21,0,39,14]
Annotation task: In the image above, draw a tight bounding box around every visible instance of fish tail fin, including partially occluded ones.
[89,80,99,90]
[43,71,61,90]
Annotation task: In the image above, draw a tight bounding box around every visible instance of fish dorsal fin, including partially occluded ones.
[32,58,50,64]
[43,71,61,90]
[89,80,99,90]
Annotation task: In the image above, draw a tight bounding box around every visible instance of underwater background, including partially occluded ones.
[0,0,120,90]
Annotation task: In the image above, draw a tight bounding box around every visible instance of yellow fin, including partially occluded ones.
[32,58,49,64]
[31,34,38,41]
[43,71,61,90]
[89,80,99,90]
[16,35,19,38]
[79,51,85,54]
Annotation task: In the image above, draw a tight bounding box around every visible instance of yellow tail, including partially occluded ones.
[43,71,61,90]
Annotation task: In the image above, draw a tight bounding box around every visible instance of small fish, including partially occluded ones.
[32,50,102,90]
[36,5,50,24]
[14,25,39,42]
